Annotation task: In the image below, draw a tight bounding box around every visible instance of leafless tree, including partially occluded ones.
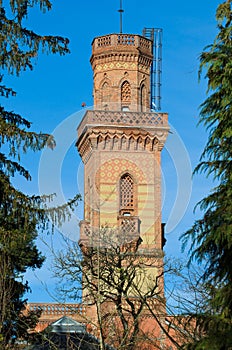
[52,229,207,350]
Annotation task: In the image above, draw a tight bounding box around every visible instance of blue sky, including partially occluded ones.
[4,0,221,302]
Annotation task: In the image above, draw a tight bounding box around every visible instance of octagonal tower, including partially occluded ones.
[91,33,153,112]
[76,32,169,298]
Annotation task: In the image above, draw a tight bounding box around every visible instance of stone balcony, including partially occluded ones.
[79,216,140,250]
[77,110,168,138]
[91,33,152,56]
[117,215,140,238]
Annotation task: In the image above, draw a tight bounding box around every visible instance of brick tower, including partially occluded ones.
[76,33,169,298]
[76,30,169,348]
[77,32,168,249]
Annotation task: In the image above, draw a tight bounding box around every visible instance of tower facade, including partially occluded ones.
[77,33,168,253]
[76,32,169,347]
[91,34,152,112]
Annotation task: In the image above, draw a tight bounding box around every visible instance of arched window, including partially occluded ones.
[121,81,131,110]
[101,81,110,108]
[120,173,134,213]
[140,84,146,111]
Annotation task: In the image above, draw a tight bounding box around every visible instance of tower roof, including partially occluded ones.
[50,316,86,333]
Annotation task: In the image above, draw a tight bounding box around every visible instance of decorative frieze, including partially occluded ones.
[77,127,165,164]
[78,110,168,137]
[95,61,150,74]
[27,303,85,317]
[76,109,168,163]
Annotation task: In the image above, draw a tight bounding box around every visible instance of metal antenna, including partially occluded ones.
[118,0,124,33]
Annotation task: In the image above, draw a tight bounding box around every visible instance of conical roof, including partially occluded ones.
[50,316,86,333]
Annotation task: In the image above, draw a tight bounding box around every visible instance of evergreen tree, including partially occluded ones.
[182,1,232,348]
[0,1,80,347]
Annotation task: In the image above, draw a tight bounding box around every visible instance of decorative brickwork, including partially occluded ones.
[117,34,135,45]
[92,34,152,51]
[27,303,85,317]
[77,128,165,165]
[95,158,145,185]
[121,80,131,104]
[26,303,86,332]
[76,32,169,346]
[90,33,153,111]
[30,31,187,350]
[78,110,168,138]
[119,215,138,235]
[120,173,134,210]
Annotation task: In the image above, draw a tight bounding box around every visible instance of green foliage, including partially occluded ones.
[0,0,80,347]
[181,1,232,348]
[1,0,69,76]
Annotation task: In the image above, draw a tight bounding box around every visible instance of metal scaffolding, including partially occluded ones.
[142,28,163,111]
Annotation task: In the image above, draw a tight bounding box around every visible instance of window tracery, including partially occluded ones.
[120,173,134,210]
[121,81,131,103]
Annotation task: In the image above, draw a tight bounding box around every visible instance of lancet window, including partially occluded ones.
[120,173,134,213]
[121,81,131,110]
[140,84,146,111]
[101,81,110,108]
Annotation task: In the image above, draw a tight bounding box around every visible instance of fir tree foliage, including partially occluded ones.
[0,0,80,347]
[181,1,232,348]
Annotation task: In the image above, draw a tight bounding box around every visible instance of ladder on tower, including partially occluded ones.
[142,28,162,111]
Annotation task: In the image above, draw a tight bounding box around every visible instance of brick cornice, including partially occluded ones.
[91,52,152,70]
[76,126,167,163]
